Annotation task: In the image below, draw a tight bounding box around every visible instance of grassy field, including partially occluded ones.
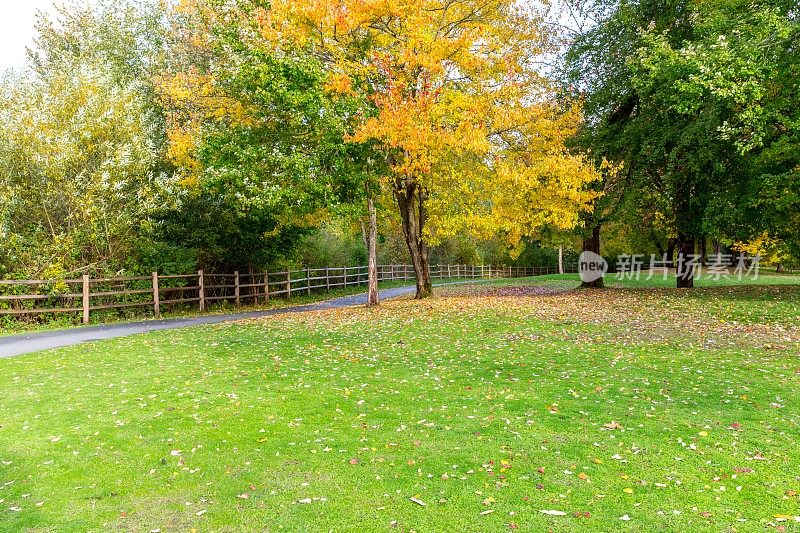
[1,274,800,531]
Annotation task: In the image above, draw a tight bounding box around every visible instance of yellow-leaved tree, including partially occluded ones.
[195,0,601,297]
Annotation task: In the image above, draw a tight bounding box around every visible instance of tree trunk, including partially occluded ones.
[360,219,368,252]
[581,225,604,289]
[665,238,676,266]
[394,176,432,298]
[558,245,564,274]
[676,233,695,288]
[367,195,379,307]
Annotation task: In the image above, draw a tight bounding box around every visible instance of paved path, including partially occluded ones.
[0,283,462,359]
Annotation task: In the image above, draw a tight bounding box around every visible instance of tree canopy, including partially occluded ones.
[1,0,798,287]
[564,0,799,286]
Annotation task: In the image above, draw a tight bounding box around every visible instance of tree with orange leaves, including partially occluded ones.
[166,0,601,297]
[255,0,601,297]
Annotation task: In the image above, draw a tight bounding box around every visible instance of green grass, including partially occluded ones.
[1,276,800,531]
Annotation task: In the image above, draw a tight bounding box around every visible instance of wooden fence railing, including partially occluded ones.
[0,264,568,324]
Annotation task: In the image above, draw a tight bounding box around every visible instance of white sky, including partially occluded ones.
[0,1,73,72]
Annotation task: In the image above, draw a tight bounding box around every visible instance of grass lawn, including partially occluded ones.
[1,274,800,531]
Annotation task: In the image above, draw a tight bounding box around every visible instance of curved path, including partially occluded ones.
[0,282,476,359]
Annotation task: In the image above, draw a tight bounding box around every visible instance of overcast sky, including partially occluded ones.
[0,1,81,72]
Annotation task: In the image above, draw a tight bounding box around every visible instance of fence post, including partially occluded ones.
[264,271,270,302]
[82,275,90,324]
[234,271,240,306]
[326,268,330,291]
[198,270,205,312]
[152,272,161,319]
[307,268,312,295]
[287,271,292,299]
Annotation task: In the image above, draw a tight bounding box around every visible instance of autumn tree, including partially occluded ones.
[243,0,600,298]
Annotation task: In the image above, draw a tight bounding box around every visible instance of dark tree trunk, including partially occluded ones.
[676,233,695,288]
[581,225,604,289]
[665,238,676,266]
[394,176,432,299]
[366,195,379,307]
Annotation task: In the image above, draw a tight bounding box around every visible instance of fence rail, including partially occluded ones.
[0,264,570,323]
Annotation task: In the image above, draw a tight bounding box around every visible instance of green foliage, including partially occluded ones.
[157,0,382,271]
[0,1,177,279]
[295,220,368,268]
[0,64,168,278]
[565,0,799,267]
[631,0,800,249]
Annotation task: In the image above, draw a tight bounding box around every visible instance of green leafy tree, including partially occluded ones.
[157,0,378,274]
[565,0,765,287]
[0,1,174,278]
[632,0,800,258]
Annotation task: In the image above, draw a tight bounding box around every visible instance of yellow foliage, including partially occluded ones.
[155,4,256,187]
[252,0,602,246]
[732,232,787,265]
[164,0,602,248]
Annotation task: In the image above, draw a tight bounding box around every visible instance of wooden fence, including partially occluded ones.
[0,264,567,324]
